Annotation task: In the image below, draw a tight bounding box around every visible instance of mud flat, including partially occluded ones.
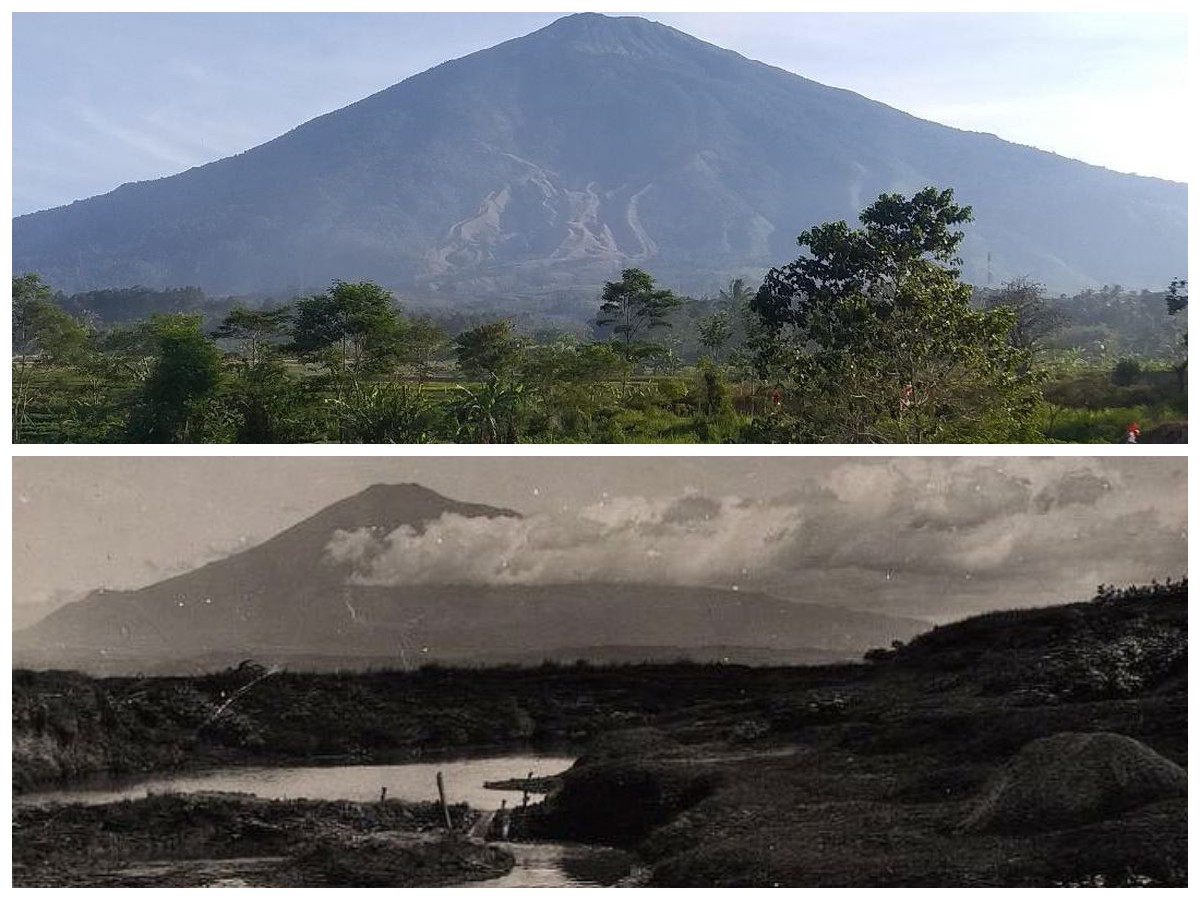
[12,792,512,888]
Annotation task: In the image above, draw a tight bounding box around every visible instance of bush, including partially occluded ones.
[1111,358,1143,386]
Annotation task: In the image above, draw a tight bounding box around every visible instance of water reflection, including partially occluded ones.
[476,843,633,887]
[17,754,574,809]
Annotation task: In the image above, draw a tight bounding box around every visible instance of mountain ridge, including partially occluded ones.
[13,13,1185,299]
[13,481,926,674]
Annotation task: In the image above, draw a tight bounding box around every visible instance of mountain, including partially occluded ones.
[12,483,925,674]
[12,14,1185,301]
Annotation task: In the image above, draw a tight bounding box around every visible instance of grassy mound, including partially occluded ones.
[962,732,1187,834]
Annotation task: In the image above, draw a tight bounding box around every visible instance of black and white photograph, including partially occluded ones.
[11,456,1188,887]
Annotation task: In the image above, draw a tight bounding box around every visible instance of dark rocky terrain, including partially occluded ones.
[12,581,1186,886]
[522,581,1187,886]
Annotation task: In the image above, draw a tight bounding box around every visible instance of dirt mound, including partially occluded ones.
[962,732,1187,833]
[293,832,513,887]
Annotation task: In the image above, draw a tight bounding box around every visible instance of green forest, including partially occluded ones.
[12,189,1187,444]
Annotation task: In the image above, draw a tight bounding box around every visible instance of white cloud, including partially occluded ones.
[321,458,1178,602]
[331,493,805,588]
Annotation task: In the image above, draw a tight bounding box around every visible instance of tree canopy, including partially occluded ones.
[751,187,1043,442]
[127,314,224,443]
[13,273,89,364]
[290,280,405,378]
[596,267,683,362]
[454,321,525,382]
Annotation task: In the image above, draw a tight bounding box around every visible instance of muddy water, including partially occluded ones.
[473,842,637,887]
[20,754,634,888]
[18,754,573,808]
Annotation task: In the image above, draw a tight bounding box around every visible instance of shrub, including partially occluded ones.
[1111,358,1143,386]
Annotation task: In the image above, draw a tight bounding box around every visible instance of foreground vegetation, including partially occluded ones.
[12,189,1187,443]
[13,581,1187,886]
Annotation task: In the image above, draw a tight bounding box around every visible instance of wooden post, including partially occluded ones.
[436,770,453,831]
[379,786,387,803]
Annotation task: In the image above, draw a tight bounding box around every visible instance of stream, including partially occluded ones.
[18,754,633,887]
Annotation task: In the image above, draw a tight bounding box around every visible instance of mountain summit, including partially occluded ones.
[13,482,924,674]
[13,14,1185,298]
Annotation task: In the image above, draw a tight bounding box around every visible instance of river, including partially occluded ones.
[18,754,634,887]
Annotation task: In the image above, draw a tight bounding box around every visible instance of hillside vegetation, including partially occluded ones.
[13,195,1188,444]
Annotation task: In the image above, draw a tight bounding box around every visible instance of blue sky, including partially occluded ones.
[11,11,1189,216]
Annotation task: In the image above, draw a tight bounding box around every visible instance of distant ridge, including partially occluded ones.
[13,483,926,674]
[12,13,1185,299]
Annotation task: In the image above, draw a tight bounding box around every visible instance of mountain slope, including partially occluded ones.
[12,14,1185,299]
[13,483,519,664]
[12,482,925,674]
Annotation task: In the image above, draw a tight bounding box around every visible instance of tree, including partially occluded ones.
[697,310,733,361]
[290,280,405,381]
[751,187,1043,442]
[212,305,292,367]
[127,314,225,442]
[716,277,755,352]
[718,277,755,315]
[454,321,524,382]
[1166,278,1188,315]
[402,315,451,386]
[982,277,1068,365]
[226,356,323,443]
[596,268,682,382]
[12,273,92,441]
[521,340,627,439]
[1165,277,1187,390]
[12,273,88,363]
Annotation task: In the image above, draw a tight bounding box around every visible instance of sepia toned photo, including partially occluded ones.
[11,456,1187,887]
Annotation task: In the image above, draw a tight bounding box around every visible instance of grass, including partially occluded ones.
[1037,365,1186,442]
[13,352,1189,443]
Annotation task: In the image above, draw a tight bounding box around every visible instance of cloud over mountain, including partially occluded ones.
[328,492,801,588]
[319,459,1183,621]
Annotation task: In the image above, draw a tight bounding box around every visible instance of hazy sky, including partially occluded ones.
[13,457,1187,624]
[11,10,1188,216]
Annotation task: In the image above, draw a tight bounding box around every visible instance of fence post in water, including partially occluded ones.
[436,770,453,831]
